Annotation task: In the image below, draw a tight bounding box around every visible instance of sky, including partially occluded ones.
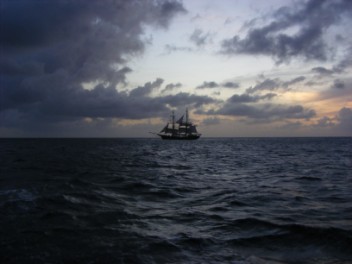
[1,0,352,137]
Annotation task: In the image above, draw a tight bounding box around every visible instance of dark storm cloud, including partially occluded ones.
[336,107,352,131]
[222,82,240,89]
[129,78,164,97]
[197,86,315,121]
[246,76,306,94]
[161,82,182,93]
[1,77,216,125]
[0,0,187,130]
[190,29,212,47]
[196,81,240,89]
[312,107,352,135]
[157,92,217,108]
[220,0,352,63]
[117,90,216,119]
[282,76,306,88]
[311,51,352,77]
[196,81,219,89]
[318,78,352,101]
[331,79,345,90]
[203,103,316,120]
[228,93,277,103]
[333,52,352,73]
[246,78,280,94]
[196,76,302,96]
[3,0,186,40]
[311,67,334,76]
[314,116,335,128]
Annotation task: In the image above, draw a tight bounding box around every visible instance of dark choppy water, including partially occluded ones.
[1,138,352,264]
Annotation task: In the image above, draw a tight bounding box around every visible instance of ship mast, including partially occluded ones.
[185,108,189,134]
[171,110,175,135]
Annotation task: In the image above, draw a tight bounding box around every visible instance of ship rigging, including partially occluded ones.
[157,109,201,140]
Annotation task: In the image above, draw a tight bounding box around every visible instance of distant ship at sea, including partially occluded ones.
[157,109,201,140]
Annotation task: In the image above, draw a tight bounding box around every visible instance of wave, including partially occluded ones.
[296,176,322,181]
[218,218,352,261]
[1,138,352,263]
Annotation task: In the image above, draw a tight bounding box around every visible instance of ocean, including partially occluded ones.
[1,138,351,264]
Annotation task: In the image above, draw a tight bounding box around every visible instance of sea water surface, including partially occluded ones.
[0,138,351,263]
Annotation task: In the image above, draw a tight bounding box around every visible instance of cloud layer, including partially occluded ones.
[1,0,198,132]
[1,0,351,137]
[221,0,352,63]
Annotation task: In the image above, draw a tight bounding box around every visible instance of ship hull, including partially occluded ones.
[158,134,200,140]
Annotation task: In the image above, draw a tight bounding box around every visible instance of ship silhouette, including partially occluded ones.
[157,109,201,140]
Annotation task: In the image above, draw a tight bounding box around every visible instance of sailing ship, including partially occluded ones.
[157,109,201,140]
